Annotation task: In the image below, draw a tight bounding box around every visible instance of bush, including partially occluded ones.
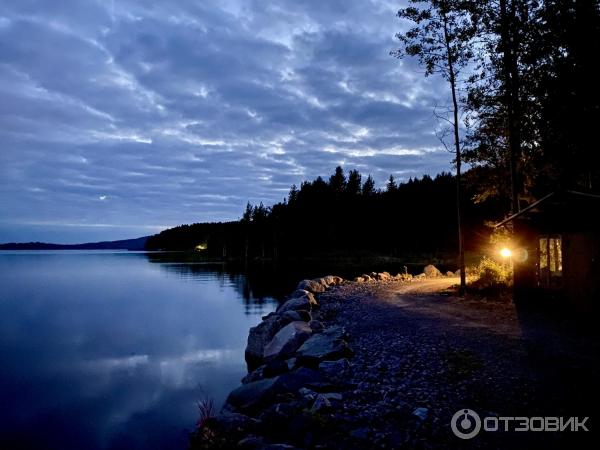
[469,256,512,290]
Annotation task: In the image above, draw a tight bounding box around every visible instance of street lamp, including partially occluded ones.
[500,247,513,272]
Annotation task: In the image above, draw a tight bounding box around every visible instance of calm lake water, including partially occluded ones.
[0,251,283,450]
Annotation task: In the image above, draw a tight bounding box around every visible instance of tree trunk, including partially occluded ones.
[500,0,521,214]
[442,12,466,294]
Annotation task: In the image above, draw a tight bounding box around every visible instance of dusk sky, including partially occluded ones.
[0,0,453,244]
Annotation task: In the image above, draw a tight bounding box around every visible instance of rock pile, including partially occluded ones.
[192,275,354,448]
[353,271,413,283]
[423,264,443,278]
[192,266,457,448]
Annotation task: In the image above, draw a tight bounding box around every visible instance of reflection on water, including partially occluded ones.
[0,251,281,450]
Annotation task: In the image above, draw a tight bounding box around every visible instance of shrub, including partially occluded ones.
[470,256,513,290]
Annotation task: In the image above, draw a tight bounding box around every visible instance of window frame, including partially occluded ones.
[537,234,563,288]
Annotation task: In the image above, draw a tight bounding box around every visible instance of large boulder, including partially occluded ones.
[313,277,329,288]
[203,411,260,435]
[375,272,391,281]
[322,275,344,286]
[296,326,352,366]
[276,367,324,392]
[318,358,350,379]
[225,377,280,412]
[277,292,317,314]
[281,310,302,322]
[226,368,324,413]
[423,264,442,278]
[263,321,312,360]
[245,314,285,370]
[296,279,326,294]
[308,320,324,333]
[294,310,312,322]
[289,289,315,299]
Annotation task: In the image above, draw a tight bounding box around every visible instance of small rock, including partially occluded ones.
[446,271,455,277]
[237,435,266,449]
[322,392,343,401]
[318,358,350,377]
[310,394,331,412]
[299,387,316,399]
[285,358,297,370]
[412,407,429,421]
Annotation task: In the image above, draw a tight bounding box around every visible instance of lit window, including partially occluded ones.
[538,235,562,287]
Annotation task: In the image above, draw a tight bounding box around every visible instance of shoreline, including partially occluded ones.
[191,268,598,449]
[190,270,436,449]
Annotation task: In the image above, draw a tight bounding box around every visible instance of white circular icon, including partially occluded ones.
[451,409,481,439]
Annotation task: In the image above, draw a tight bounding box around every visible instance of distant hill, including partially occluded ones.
[0,236,149,251]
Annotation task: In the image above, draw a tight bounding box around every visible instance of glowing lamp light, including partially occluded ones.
[500,248,512,258]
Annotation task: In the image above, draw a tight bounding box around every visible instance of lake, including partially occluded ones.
[0,251,284,450]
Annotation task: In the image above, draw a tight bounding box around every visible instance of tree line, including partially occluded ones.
[146,1,599,263]
[145,166,501,259]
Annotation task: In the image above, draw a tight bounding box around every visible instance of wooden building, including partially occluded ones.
[495,191,600,311]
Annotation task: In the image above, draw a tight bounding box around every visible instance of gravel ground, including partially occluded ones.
[314,278,599,449]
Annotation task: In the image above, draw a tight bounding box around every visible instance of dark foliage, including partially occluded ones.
[462,0,600,206]
[145,167,502,258]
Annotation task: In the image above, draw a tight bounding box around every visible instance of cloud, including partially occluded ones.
[0,0,452,242]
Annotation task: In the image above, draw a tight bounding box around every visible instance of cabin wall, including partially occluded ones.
[563,232,600,310]
[513,220,599,310]
[512,221,539,301]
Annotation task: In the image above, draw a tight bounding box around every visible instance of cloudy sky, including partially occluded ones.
[0,0,452,243]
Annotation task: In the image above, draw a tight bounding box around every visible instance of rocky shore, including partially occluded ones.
[190,265,598,449]
[191,267,456,449]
